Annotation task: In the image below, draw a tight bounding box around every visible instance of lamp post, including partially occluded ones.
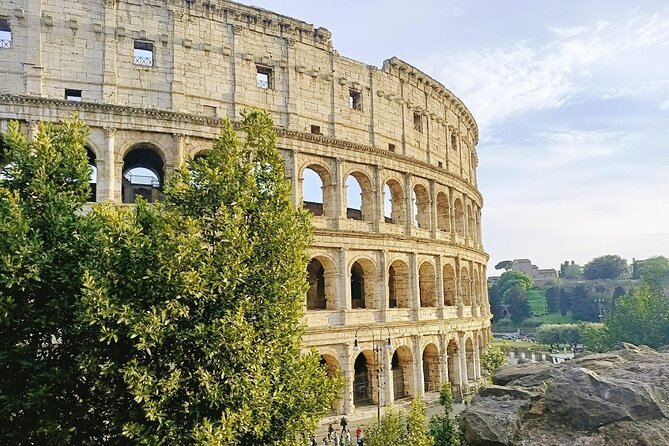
[352,325,392,428]
[595,298,606,323]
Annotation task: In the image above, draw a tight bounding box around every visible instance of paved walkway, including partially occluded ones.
[309,394,466,445]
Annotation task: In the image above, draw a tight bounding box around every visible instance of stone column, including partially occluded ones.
[436,255,445,314]
[413,335,425,397]
[473,336,481,380]
[410,251,420,318]
[102,127,116,202]
[338,248,350,313]
[173,133,186,168]
[439,332,449,384]
[374,165,384,232]
[380,344,392,407]
[341,343,354,414]
[378,250,389,320]
[333,158,345,227]
[448,186,456,240]
[459,332,468,390]
[102,0,118,103]
[28,121,40,141]
[429,179,437,238]
[463,193,470,244]
[404,172,413,236]
[289,149,300,206]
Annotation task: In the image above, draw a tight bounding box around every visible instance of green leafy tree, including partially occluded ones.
[506,283,530,324]
[559,261,582,279]
[480,343,507,380]
[407,398,434,446]
[569,285,599,322]
[488,284,505,322]
[0,118,98,444]
[606,280,669,349]
[636,256,669,295]
[536,324,581,351]
[496,271,534,296]
[580,323,612,353]
[545,286,560,313]
[583,255,629,280]
[365,409,406,446]
[0,112,340,445]
[558,288,570,316]
[429,384,464,446]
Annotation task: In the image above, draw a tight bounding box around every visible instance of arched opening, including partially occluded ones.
[447,339,460,388]
[122,144,164,203]
[412,184,430,229]
[354,350,376,407]
[443,264,456,306]
[350,259,377,309]
[384,179,404,224]
[345,172,372,221]
[391,346,414,400]
[460,267,471,306]
[302,165,331,217]
[465,338,475,382]
[423,344,440,393]
[388,260,410,308]
[306,258,326,310]
[467,204,475,240]
[320,354,342,414]
[87,148,97,202]
[419,261,437,307]
[454,198,465,237]
[436,192,450,232]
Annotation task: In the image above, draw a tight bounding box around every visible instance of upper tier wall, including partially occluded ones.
[0,0,480,186]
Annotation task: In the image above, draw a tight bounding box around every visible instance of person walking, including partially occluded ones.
[340,416,348,434]
[328,423,334,441]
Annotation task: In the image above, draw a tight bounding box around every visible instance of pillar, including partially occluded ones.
[289,149,300,206]
[28,121,40,141]
[429,179,437,238]
[338,248,350,313]
[436,255,445,313]
[458,332,468,390]
[413,335,425,397]
[102,0,118,103]
[333,158,345,225]
[173,133,185,168]
[374,165,383,232]
[410,252,420,317]
[439,332,449,384]
[404,172,413,236]
[448,186,456,240]
[102,127,116,202]
[463,193,470,244]
[342,344,354,414]
[378,250,389,320]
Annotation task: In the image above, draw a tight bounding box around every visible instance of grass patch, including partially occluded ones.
[526,313,574,324]
[526,288,547,316]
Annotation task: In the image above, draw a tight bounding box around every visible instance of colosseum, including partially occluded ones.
[0,0,491,416]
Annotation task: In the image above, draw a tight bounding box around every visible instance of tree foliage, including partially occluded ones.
[545,286,560,313]
[580,323,612,353]
[496,271,534,295]
[583,255,629,280]
[480,343,507,380]
[506,284,530,324]
[429,384,465,446]
[568,285,600,322]
[365,409,406,446]
[494,260,512,271]
[407,398,434,446]
[535,324,581,350]
[0,112,339,445]
[559,261,582,279]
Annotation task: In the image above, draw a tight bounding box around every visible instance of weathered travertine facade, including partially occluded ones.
[0,0,491,415]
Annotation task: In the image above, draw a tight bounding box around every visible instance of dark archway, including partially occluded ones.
[122,144,164,203]
[423,343,440,393]
[391,346,414,400]
[353,351,375,407]
[307,258,326,310]
[87,148,97,202]
[388,260,410,308]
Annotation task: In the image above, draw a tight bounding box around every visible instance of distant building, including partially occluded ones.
[510,259,558,285]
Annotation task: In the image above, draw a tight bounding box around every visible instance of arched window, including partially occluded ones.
[419,261,436,307]
[413,184,430,229]
[351,259,377,309]
[436,192,450,232]
[354,351,376,406]
[388,260,410,308]
[302,165,331,217]
[423,344,440,393]
[345,172,372,221]
[391,347,414,400]
[443,264,456,306]
[87,148,97,202]
[320,354,342,414]
[454,198,465,237]
[306,258,326,310]
[383,179,404,224]
[122,144,164,203]
[465,338,475,382]
[447,339,460,386]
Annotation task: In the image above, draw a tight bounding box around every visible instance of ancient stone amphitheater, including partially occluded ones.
[0,0,491,415]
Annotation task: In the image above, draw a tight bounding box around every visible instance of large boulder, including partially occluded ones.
[461,344,669,446]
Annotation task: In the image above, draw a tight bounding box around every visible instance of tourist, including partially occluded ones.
[345,430,351,445]
[340,415,348,433]
[328,423,334,440]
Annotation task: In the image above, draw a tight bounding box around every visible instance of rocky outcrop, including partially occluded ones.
[461,344,669,446]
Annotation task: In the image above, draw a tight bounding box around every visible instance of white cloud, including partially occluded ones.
[660,99,669,111]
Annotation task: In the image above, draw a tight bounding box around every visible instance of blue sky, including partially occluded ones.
[245,0,669,271]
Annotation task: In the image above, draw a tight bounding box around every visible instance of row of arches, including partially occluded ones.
[318,331,486,413]
[301,164,482,241]
[306,255,487,311]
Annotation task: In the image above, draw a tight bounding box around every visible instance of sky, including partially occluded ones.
[243,0,669,271]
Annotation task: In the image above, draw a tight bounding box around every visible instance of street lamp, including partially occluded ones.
[595,298,606,323]
[352,325,392,428]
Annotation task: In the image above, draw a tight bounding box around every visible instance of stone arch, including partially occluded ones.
[436,191,450,232]
[86,147,98,202]
[345,170,373,221]
[391,346,414,400]
[301,163,332,217]
[447,338,460,387]
[383,178,405,224]
[353,350,377,407]
[422,343,440,393]
[388,259,410,308]
[412,183,430,229]
[122,143,165,203]
[350,258,377,309]
[443,263,456,306]
[307,255,336,310]
[465,337,475,382]
[460,266,471,306]
[454,198,465,237]
[467,204,475,240]
[320,354,342,414]
[419,261,437,307]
